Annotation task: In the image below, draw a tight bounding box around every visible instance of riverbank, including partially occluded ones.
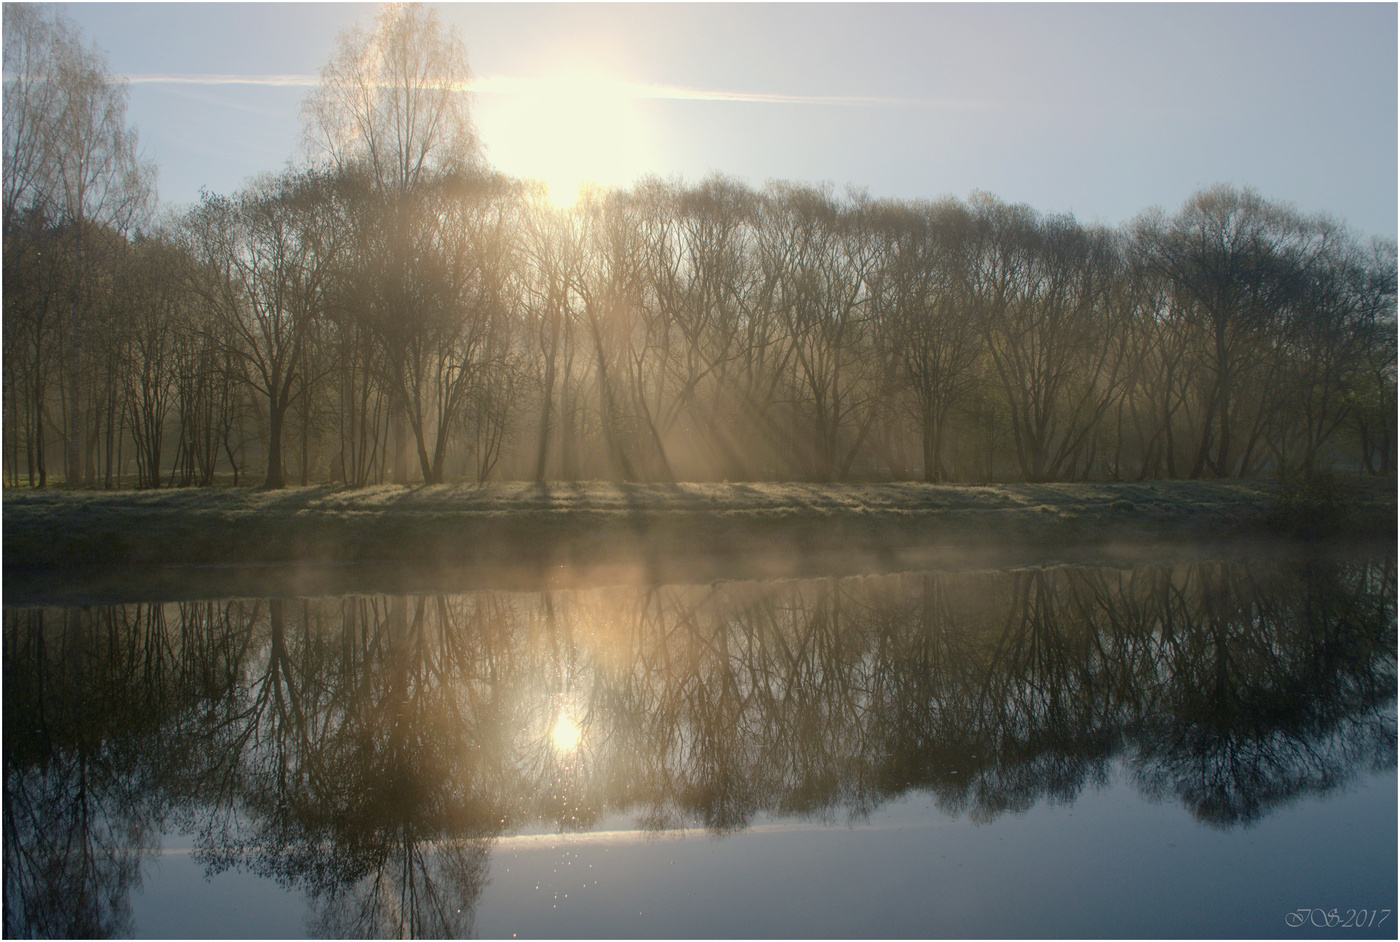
[5,477,1393,580]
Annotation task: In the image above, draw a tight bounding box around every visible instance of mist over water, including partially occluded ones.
[4,552,1395,938]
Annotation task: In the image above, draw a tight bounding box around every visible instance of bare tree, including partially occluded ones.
[870,198,981,481]
[965,195,1125,481]
[760,185,882,481]
[301,1,482,485]
[3,209,64,486]
[184,173,342,488]
[3,4,67,232]
[640,176,763,479]
[4,4,154,486]
[1345,239,1398,476]
[1110,242,1196,479]
[572,187,652,480]
[1138,186,1334,478]
[519,192,586,481]
[302,2,478,195]
[117,233,185,487]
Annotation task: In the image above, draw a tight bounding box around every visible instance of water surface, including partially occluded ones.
[5,551,1395,938]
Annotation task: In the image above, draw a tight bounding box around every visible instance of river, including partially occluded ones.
[4,548,1395,938]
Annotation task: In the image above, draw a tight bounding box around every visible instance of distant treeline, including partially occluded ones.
[5,4,1396,489]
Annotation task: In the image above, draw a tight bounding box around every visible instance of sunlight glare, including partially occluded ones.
[552,713,582,752]
[476,71,652,207]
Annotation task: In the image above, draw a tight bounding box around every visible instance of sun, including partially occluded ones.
[475,71,652,207]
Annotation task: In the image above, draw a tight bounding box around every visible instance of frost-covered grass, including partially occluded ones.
[4,477,1393,574]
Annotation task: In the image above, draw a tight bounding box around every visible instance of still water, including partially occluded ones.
[4,550,1395,938]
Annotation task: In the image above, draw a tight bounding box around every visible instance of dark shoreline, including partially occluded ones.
[4,479,1394,604]
[6,537,1396,609]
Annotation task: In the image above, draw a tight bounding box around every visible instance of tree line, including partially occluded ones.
[5,3,1395,489]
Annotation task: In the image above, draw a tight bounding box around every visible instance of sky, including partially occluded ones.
[52,2,1400,239]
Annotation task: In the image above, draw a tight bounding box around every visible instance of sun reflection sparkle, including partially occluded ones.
[551,713,582,752]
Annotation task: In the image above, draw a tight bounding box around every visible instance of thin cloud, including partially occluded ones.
[125,73,320,87]
[124,72,987,109]
[639,84,981,109]
[478,74,987,110]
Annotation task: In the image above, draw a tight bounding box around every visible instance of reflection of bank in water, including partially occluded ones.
[3,552,1395,936]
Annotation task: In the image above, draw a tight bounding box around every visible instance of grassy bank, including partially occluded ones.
[6,478,1393,576]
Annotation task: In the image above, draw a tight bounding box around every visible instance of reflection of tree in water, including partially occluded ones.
[3,553,1394,936]
[5,753,148,938]
[1125,558,1397,827]
[3,604,198,937]
[188,595,511,937]
[304,838,491,939]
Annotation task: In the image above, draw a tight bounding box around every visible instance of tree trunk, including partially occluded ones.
[536,355,556,482]
[65,372,83,486]
[265,402,287,489]
[300,389,311,487]
[103,388,117,489]
[390,394,410,484]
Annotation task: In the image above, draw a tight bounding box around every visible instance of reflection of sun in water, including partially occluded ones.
[551,713,582,752]
[475,71,652,207]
